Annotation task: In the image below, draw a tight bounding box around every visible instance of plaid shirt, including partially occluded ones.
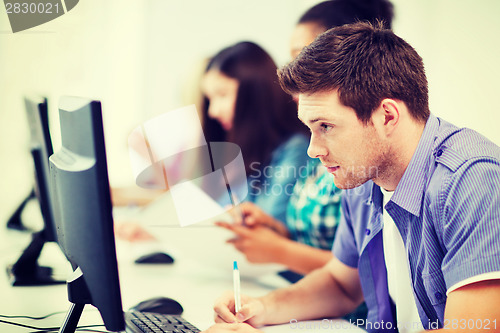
[286,159,342,250]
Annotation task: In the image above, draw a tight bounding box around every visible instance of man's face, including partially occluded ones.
[298,90,389,189]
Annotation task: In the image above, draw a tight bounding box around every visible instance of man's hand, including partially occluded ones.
[213,291,267,327]
[202,323,262,333]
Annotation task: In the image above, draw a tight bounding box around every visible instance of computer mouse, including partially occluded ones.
[134,252,174,264]
[131,297,184,315]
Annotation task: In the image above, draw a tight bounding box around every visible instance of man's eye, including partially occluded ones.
[320,123,333,132]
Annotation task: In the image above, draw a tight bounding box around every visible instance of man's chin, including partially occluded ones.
[332,177,367,190]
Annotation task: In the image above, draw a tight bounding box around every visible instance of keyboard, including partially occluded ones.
[125,311,201,333]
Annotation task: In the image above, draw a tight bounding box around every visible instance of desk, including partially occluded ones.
[0,193,364,332]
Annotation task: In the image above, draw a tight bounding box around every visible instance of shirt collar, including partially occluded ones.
[390,114,439,217]
[367,181,383,211]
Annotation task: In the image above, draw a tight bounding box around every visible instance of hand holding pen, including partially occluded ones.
[223,202,290,237]
[213,290,266,326]
[210,261,266,326]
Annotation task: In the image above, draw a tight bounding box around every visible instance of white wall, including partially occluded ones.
[1,0,499,219]
[391,0,500,143]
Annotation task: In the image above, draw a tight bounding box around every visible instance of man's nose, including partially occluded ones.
[307,134,327,158]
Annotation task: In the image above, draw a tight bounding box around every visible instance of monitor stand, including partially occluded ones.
[6,189,35,231]
[59,267,92,333]
[6,229,65,286]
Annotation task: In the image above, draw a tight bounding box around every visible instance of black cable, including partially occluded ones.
[29,326,109,333]
[0,318,60,330]
[0,318,106,332]
[0,310,66,320]
[0,308,110,332]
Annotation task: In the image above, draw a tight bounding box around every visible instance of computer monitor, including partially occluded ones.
[49,96,125,332]
[5,188,35,231]
[6,96,64,286]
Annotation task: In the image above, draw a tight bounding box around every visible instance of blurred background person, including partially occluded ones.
[116,41,311,241]
[218,0,394,278]
[201,41,310,223]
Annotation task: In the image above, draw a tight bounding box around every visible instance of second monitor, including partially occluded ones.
[49,97,124,332]
[49,96,201,333]
[6,96,64,286]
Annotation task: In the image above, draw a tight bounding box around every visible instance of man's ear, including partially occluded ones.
[375,98,400,136]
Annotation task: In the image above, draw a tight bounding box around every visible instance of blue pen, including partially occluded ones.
[233,261,241,313]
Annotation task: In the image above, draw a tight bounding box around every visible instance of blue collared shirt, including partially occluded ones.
[333,114,500,332]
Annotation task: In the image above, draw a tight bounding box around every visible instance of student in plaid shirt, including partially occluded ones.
[286,159,341,251]
[218,159,341,275]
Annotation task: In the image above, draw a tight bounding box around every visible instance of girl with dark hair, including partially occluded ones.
[201,41,310,223]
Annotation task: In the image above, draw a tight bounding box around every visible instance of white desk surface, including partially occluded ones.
[0,193,364,332]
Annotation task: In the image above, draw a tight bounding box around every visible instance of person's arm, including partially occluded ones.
[213,257,364,326]
[427,279,500,332]
[111,186,165,207]
[275,237,333,275]
[218,223,332,274]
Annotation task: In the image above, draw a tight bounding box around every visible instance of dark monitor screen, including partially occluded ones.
[6,96,63,286]
[49,96,124,332]
[25,96,57,242]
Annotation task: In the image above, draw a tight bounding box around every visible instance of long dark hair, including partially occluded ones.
[202,41,307,175]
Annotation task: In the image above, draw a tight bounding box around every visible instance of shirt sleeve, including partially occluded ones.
[440,158,500,289]
[447,271,500,295]
[250,134,311,223]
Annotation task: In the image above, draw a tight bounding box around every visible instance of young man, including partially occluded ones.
[205,22,500,333]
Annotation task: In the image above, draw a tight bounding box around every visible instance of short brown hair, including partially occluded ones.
[278,22,430,124]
